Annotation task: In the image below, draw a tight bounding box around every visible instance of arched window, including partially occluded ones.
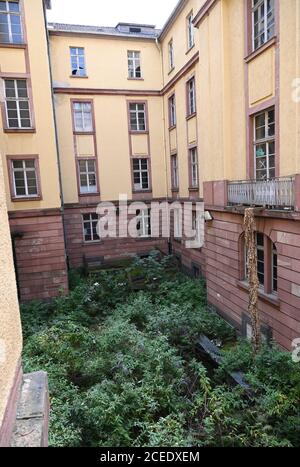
[244,232,278,295]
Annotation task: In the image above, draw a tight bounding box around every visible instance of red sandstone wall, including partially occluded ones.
[204,210,300,350]
[9,211,68,301]
[64,206,169,268]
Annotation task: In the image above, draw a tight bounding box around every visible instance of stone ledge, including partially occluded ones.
[10,371,49,447]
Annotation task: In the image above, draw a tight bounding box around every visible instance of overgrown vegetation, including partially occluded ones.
[21,252,300,447]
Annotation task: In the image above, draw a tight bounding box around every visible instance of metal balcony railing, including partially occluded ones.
[228,177,295,210]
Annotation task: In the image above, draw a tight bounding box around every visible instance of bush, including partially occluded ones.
[21,253,300,447]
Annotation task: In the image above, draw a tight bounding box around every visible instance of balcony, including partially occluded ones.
[227,177,295,210]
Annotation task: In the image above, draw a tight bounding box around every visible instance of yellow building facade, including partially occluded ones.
[0,0,299,357]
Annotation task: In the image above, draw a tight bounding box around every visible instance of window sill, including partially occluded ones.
[245,37,277,64]
[11,196,42,202]
[186,44,195,55]
[73,131,95,135]
[127,77,144,81]
[129,130,149,135]
[133,189,152,194]
[0,42,26,49]
[169,125,176,131]
[168,67,175,76]
[83,240,102,245]
[189,187,199,192]
[79,192,100,197]
[237,280,280,307]
[171,187,179,193]
[4,128,36,134]
[70,75,89,79]
[186,112,197,121]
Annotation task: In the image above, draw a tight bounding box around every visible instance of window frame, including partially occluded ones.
[4,78,32,130]
[251,0,275,52]
[189,147,199,189]
[187,77,196,117]
[186,11,195,50]
[127,50,142,79]
[253,107,275,181]
[70,47,87,77]
[128,101,148,133]
[77,158,98,195]
[0,0,23,45]
[171,154,179,191]
[72,100,94,133]
[132,158,150,192]
[168,39,174,71]
[6,154,42,201]
[168,94,176,128]
[243,232,278,296]
[82,212,100,243]
[136,208,151,238]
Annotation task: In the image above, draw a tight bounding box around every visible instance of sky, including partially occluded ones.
[47,0,179,29]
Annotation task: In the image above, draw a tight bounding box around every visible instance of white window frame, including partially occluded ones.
[252,0,275,51]
[190,147,199,188]
[128,50,142,79]
[136,208,151,238]
[168,39,174,70]
[254,108,275,181]
[133,158,149,191]
[12,159,38,198]
[187,12,194,49]
[82,213,100,243]
[171,154,179,190]
[187,77,196,115]
[129,103,146,132]
[4,79,31,129]
[169,94,176,127]
[73,102,93,132]
[192,210,201,246]
[0,1,23,44]
[78,159,97,194]
[70,47,86,77]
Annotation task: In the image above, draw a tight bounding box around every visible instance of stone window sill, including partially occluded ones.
[237,280,280,307]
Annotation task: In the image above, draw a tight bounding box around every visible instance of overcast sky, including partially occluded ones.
[47,0,179,29]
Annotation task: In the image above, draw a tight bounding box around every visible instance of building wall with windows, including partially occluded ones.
[0,0,68,300]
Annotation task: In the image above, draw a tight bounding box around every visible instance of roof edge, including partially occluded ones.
[158,0,188,41]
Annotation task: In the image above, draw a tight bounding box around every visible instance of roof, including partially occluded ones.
[48,22,161,40]
[158,0,188,40]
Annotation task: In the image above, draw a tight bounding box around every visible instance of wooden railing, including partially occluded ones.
[228,177,295,209]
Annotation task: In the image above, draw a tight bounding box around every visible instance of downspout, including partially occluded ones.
[155,36,172,254]
[42,1,69,269]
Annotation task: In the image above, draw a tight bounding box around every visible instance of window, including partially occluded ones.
[187,12,194,49]
[252,0,275,51]
[128,51,141,79]
[129,103,146,132]
[190,147,199,188]
[4,79,31,129]
[133,158,149,191]
[174,208,182,239]
[244,232,277,294]
[136,209,151,238]
[254,108,275,180]
[171,154,179,190]
[70,47,86,76]
[82,213,100,242]
[130,27,141,33]
[73,102,93,132]
[11,159,38,198]
[78,159,97,194]
[168,39,174,70]
[187,77,196,116]
[192,210,201,245]
[0,1,23,44]
[169,94,176,127]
